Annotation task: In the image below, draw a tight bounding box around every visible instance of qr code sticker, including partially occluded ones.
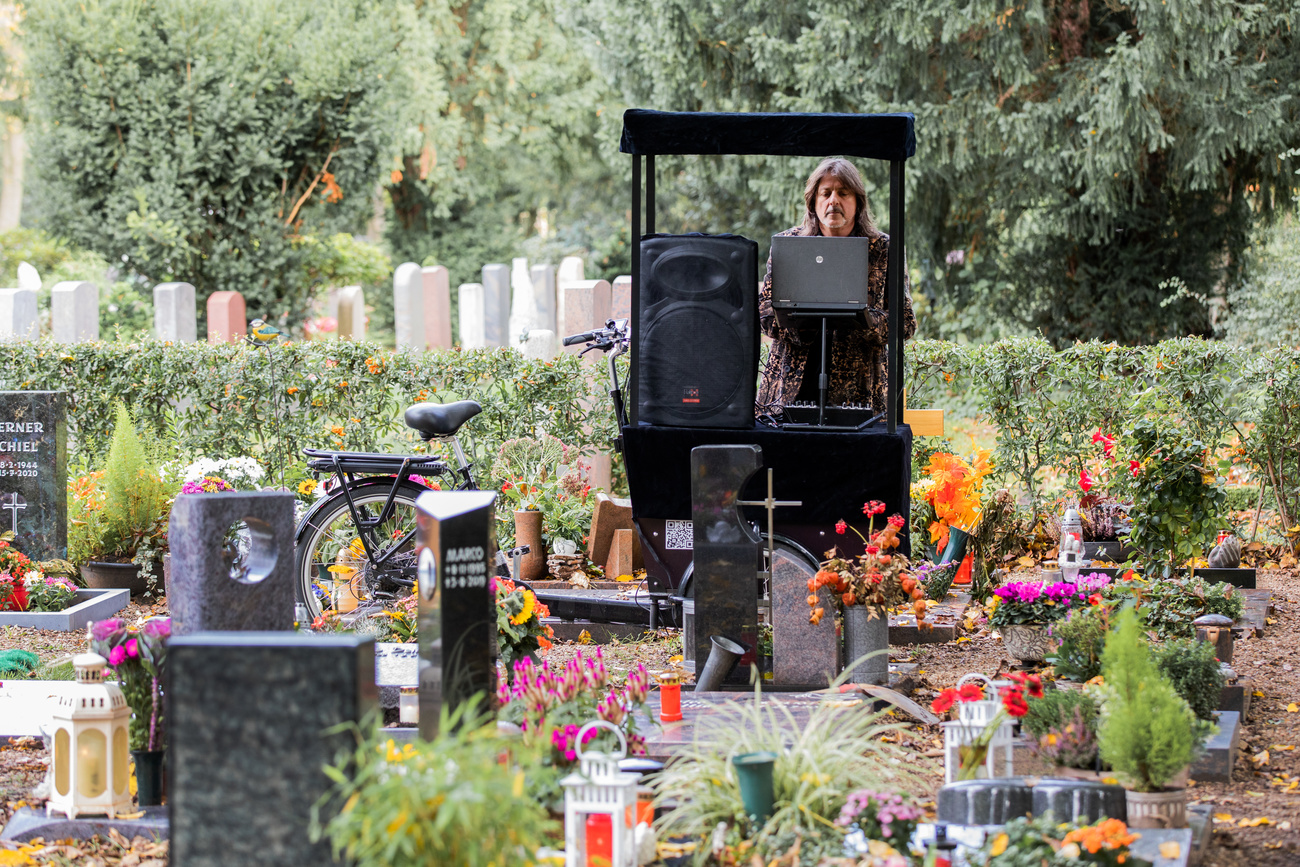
[665,520,693,550]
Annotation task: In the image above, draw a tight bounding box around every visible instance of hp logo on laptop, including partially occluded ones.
[815,255,823,263]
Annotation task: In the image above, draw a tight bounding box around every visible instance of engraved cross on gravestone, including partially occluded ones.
[1,492,26,536]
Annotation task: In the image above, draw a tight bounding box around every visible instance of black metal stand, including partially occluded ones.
[781,314,883,431]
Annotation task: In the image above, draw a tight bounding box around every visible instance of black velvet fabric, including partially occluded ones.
[622,422,913,530]
[619,110,916,161]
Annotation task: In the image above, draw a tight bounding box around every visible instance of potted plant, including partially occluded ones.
[989,578,1090,662]
[1097,608,1212,828]
[913,448,994,573]
[979,815,1137,866]
[70,404,173,598]
[492,433,565,582]
[88,616,170,805]
[1048,601,1110,686]
[807,501,929,684]
[1023,689,1103,777]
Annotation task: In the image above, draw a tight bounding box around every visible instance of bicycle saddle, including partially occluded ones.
[404,400,483,439]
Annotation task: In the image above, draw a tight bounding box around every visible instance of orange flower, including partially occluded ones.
[320,171,343,203]
[286,386,299,395]
[330,425,344,436]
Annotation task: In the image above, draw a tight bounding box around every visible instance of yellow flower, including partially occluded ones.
[297,479,318,497]
[510,590,537,625]
[989,833,1010,857]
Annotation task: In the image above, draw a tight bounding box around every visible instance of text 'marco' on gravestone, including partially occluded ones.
[0,392,67,559]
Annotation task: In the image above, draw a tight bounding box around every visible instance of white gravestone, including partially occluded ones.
[560,280,612,358]
[508,257,538,344]
[393,262,426,350]
[531,264,557,333]
[51,281,100,343]
[480,264,510,348]
[335,285,366,341]
[153,282,197,342]
[520,329,557,360]
[458,283,487,349]
[0,288,38,341]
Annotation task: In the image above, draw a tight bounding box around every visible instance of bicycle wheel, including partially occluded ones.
[295,479,429,621]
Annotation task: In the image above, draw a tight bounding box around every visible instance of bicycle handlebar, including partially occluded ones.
[562,331,598,346]
[562,319,630,349]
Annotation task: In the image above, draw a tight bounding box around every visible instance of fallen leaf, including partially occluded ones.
[1159,841,1182,859]
[1267,617,1278,625]
[1273,745,1296,751]
[1237,816,1273,826]
[1016,556,1035,568]
[989,833,1009,857]
[1213,813,1236,823]
[1254,690,1266,698]
[115,810,145,820]
[577,629,592,645]
[1251,750,1270,766]
[1283,821,1294,830]
[1246,791,1266,796]
[1288,703,1298,713]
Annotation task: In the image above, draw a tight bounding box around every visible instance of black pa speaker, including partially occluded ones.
[637,233,759,428]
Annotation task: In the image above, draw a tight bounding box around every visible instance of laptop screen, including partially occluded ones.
[770,235,871,317]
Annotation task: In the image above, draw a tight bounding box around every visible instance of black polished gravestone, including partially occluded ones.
[168,632,378,867]
[415,489,498,737]
[0,392,66,559]
[167,492,296,635]
[690,445,762,684]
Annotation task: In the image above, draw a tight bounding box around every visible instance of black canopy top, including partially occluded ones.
[619,109,915,161]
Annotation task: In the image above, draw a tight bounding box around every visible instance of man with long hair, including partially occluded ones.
[757,157,916,415]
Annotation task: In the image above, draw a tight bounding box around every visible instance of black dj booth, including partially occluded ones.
[610,109,918,596]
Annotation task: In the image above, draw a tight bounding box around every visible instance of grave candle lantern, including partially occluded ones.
[561,720,640,867]
[46,653,133,820]
[1058,506,1085,583]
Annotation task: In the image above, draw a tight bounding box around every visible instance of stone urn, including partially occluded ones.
[1000,623,1053,663]
[842,605,889,685]
[512,510,546,582]
[81,560,162,599]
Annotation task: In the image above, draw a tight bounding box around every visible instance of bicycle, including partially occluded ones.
[294,399,482,620]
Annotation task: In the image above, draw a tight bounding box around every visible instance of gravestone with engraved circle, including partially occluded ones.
[0,392,66,560]
[167,492,296,635]
[415,489,498,737]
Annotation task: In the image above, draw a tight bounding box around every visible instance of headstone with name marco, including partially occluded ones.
[0,392,66,559]
[416,489,498,737]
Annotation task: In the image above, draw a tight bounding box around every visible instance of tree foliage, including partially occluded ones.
[563,0,1300,343]
[22,0,408,318]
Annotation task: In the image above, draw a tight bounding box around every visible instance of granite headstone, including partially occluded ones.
[690,445,761,683]
[167,492,296,635]
[415,489,498,737]
[771,547,839,689]
[0,392,66,559]
[168,632,377,867]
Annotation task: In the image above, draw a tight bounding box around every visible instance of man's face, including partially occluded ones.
[815,176,858,237]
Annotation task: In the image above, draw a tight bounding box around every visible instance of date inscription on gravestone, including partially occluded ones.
[0,392,66,559]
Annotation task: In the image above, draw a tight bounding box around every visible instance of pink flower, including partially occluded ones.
[124,637,139,658]
[108,645,127,666]
[91,618,124,641]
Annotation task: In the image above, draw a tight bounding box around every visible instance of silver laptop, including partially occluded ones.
[770,235,872,318]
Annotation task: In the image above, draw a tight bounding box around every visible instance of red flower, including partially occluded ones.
[956,683,984,702]
[1088,593,1103,606]
[835,520,848,535]
[1000,686,1030,717]
[1079,469,1095,492]
[1023,674,1044,700]
[863,500,886,516]
[887,515,905,528]
[1092,429,1116,458]
[502,482,513,492]
[865,545,880,555]
[1129,459,1141,477]
[930,688,959,715]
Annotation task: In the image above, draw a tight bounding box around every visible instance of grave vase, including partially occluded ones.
[1124,787,1187,829]
[842,605,889,685]
[1001,624,1053,663]
[131,749,165,806]
[513,510,546,582]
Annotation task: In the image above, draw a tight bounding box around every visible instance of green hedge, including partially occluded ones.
[0,341,618,483]
[3,336,1297,553]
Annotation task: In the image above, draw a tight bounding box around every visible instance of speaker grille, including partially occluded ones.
[637,234,758,428]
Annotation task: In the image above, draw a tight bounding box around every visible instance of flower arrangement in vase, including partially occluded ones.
[914,448,993,562]
[806,501,928,626]
[88,616,171,752]
[495,577,555,668]
[931,672,1043,780]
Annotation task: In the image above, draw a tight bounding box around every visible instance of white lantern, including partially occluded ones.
[1059,506,1086,582]
[46,653,133,819]
[942,673,1015,784]
[560,720,641,867]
